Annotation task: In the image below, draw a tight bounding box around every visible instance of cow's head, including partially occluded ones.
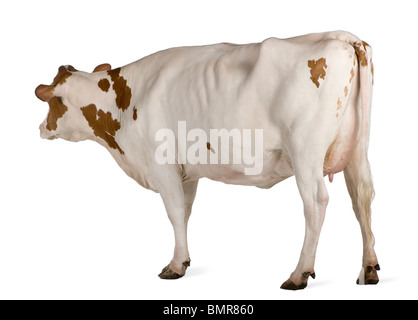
[35,63,112,142]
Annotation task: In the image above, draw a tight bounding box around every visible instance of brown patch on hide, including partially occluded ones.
[354,42,368,67]
[344,86,348,97]
[133,106,138,120]
[80,104,125,155]
[108,68,132,111]
[46,97,68,131]
[349,68,355,83]
[337,98,343,110]
[307,58,327,88]
[98,78,111,92]
[206,142,215,153]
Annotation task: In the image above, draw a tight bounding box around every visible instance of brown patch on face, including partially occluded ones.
[354,42,368,67]
[337,98,343,110]
[336,112,339,118]
[52,66,73,86]
[133,106,138,120]
[206,142,215,153]
[36,66,75,131]
[107,68,132,111]
[98,78,111,92]
[307,58,327,88]
[344,86,348,97]
[349,68,355,83]
[36,66,75,102]
[80,104,125,155]
[46,97,68,131]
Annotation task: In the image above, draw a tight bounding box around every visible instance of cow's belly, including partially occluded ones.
[188,148,294,189]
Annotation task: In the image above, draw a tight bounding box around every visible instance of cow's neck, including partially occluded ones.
[82,66,134,158]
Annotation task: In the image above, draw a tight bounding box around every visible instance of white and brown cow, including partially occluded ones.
[35,30,379,290]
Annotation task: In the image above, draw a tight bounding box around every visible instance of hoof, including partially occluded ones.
[158,259,191,280]
[357,264,380,285]
[280,279,307,290]
[280,271,315,291]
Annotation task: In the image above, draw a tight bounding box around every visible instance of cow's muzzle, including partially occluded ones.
[39,123,57,140]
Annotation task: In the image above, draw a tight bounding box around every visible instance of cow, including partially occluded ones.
[35,30,379,290]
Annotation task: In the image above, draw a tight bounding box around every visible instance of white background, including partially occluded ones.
[1,0,417,300]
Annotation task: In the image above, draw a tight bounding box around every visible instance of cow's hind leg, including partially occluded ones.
[343,147,379,285]
[281,164,329,290]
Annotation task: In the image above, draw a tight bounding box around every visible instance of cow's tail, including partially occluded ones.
[352,40,374,149]
[343,34,375,243]
[331,32,374,145]
[328,32,374,147]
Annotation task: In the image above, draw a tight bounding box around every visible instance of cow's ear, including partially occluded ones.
[93,63,112,73]
[35,84,54,102]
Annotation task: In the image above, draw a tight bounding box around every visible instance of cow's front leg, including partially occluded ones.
[281,169,329,290]
[159,180,199,279]
[152,164,198,279]
[158,198,191,279]
[158,187,189,279]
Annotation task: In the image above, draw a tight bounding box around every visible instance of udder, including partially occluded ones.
[323,102,359,182]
